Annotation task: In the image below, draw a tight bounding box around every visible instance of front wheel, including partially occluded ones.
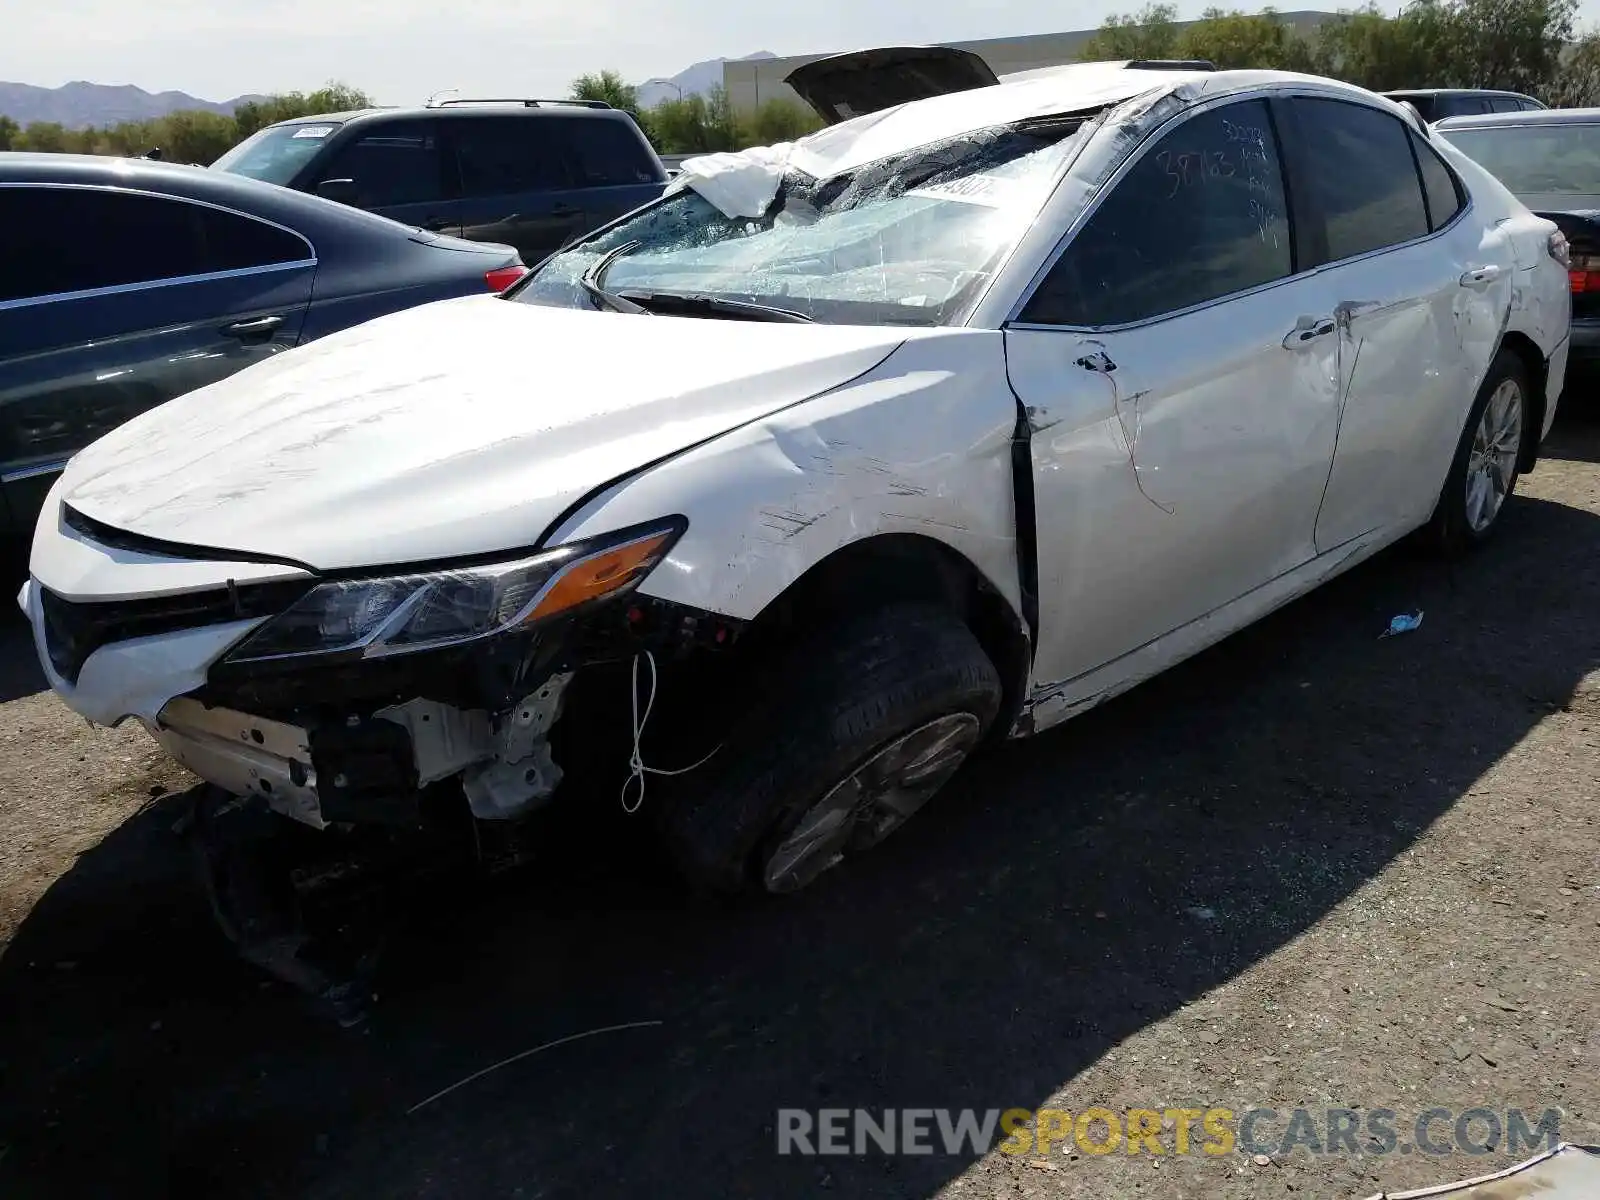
[660,604,1002,895]
[1424,348,1530,556]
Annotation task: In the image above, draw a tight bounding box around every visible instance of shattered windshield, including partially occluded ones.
[514,121,1088,326]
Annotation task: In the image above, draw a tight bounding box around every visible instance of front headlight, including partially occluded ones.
[222,519,683,666]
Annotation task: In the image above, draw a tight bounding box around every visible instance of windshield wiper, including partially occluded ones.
[580,240,650,315]
[615,291,815,323]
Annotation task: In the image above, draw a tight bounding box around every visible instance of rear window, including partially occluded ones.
[0,187,308,301]
[212,121,343,185]
[563,117,661,186]
[1442,122,1600,195]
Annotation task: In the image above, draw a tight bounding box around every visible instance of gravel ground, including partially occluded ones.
[0,408,1596,1200]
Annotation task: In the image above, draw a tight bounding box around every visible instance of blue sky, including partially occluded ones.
[0,0,1452,102]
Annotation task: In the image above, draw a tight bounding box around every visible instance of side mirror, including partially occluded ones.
[315,177,357,203]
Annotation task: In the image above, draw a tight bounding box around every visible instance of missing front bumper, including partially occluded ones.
[151,675,574,831]
[151,698,325,827]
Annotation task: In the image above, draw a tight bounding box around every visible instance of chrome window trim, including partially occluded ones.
[0,181,318,309]
[0,259,317,313]
[1002,86,1474,335]
[0,458,71,485]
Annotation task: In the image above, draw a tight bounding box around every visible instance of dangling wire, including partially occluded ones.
[621,650,722,815]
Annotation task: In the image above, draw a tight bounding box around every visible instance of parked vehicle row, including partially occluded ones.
[2,55,1580,1017]
[0,154,528,538]
[1381,87,1545,122]
[0,97,674,541]
[211,97,668,266]
[1435,107,1600,364]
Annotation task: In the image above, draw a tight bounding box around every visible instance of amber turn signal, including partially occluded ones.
[522,530,677,623]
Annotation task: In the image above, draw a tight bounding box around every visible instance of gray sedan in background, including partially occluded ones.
[0,154,526,537]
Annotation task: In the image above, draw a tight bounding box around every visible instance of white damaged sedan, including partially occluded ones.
[19,56,1571,999]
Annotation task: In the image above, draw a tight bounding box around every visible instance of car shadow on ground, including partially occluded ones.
[1539,387,1600,463]
[1,453,1598,1199]
[0,541,46,705]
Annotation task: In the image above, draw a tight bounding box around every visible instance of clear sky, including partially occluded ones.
[0,0,1447,104]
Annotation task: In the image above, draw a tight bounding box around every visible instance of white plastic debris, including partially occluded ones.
[668,142,796,218]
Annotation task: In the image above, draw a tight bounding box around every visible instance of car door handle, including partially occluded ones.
[221,315,284,340]
[1283,316,1336,348]
[1459,265,1505,287]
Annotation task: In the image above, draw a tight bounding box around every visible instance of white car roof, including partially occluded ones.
[672,64,1396,222]
[786,63,1383,180]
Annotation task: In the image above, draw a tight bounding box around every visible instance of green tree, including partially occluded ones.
[1310,0,1572,90]
[153,109,239,163]
[570,69,644,122]
[233,81,373,138]
[18,122,72,152]
[1078,3,1181,61]
[1443,0,1576,91]
[1541,28,1600,103]
[738,97,822,145]
[0,115,19,151]
[647,87,742,153]
[1175,6,1318,69]
[1310,4,1430,87]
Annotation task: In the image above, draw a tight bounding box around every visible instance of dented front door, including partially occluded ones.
[1006,283,1340,697]
[1003,96,1341,700]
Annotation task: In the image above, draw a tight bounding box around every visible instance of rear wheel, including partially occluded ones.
[661,604,1002,895]
[1425,348,1530,556]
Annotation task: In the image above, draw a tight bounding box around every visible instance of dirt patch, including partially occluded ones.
[0,414,1597,1199]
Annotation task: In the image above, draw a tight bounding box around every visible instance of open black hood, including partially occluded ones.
[784,46,1001,125]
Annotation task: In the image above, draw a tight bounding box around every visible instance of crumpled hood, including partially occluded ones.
[58,296,923,570]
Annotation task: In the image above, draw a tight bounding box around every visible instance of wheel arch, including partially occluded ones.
[733,532,1033,742]
[1498,329,1549,473]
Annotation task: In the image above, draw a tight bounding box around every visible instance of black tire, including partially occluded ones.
[660,603,1002,895]
[1424,347,1532,557]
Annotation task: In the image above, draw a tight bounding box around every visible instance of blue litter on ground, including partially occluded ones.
[1380,610,1424,638]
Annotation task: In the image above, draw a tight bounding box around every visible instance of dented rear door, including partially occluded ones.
[1285,97,1492,552]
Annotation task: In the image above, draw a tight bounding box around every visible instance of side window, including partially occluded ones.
[317,121,445,207]
[1409,130,1465,231]
[0,186,210,300]
[452,117,573,197]
[1440,96,1492,118]
[1019,99,1292,328]
[1294,98,1430,262]
[563,117,662,186]
[195,208,310,272]
[1489,98,1524,113]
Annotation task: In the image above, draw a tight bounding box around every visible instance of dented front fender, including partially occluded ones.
[544,330,1025,625]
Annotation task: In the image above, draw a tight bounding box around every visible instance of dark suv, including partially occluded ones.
[1381,88,1545,122]
[212,99,668,266]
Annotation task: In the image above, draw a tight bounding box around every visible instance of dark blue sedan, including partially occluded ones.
[0,153,525,536]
